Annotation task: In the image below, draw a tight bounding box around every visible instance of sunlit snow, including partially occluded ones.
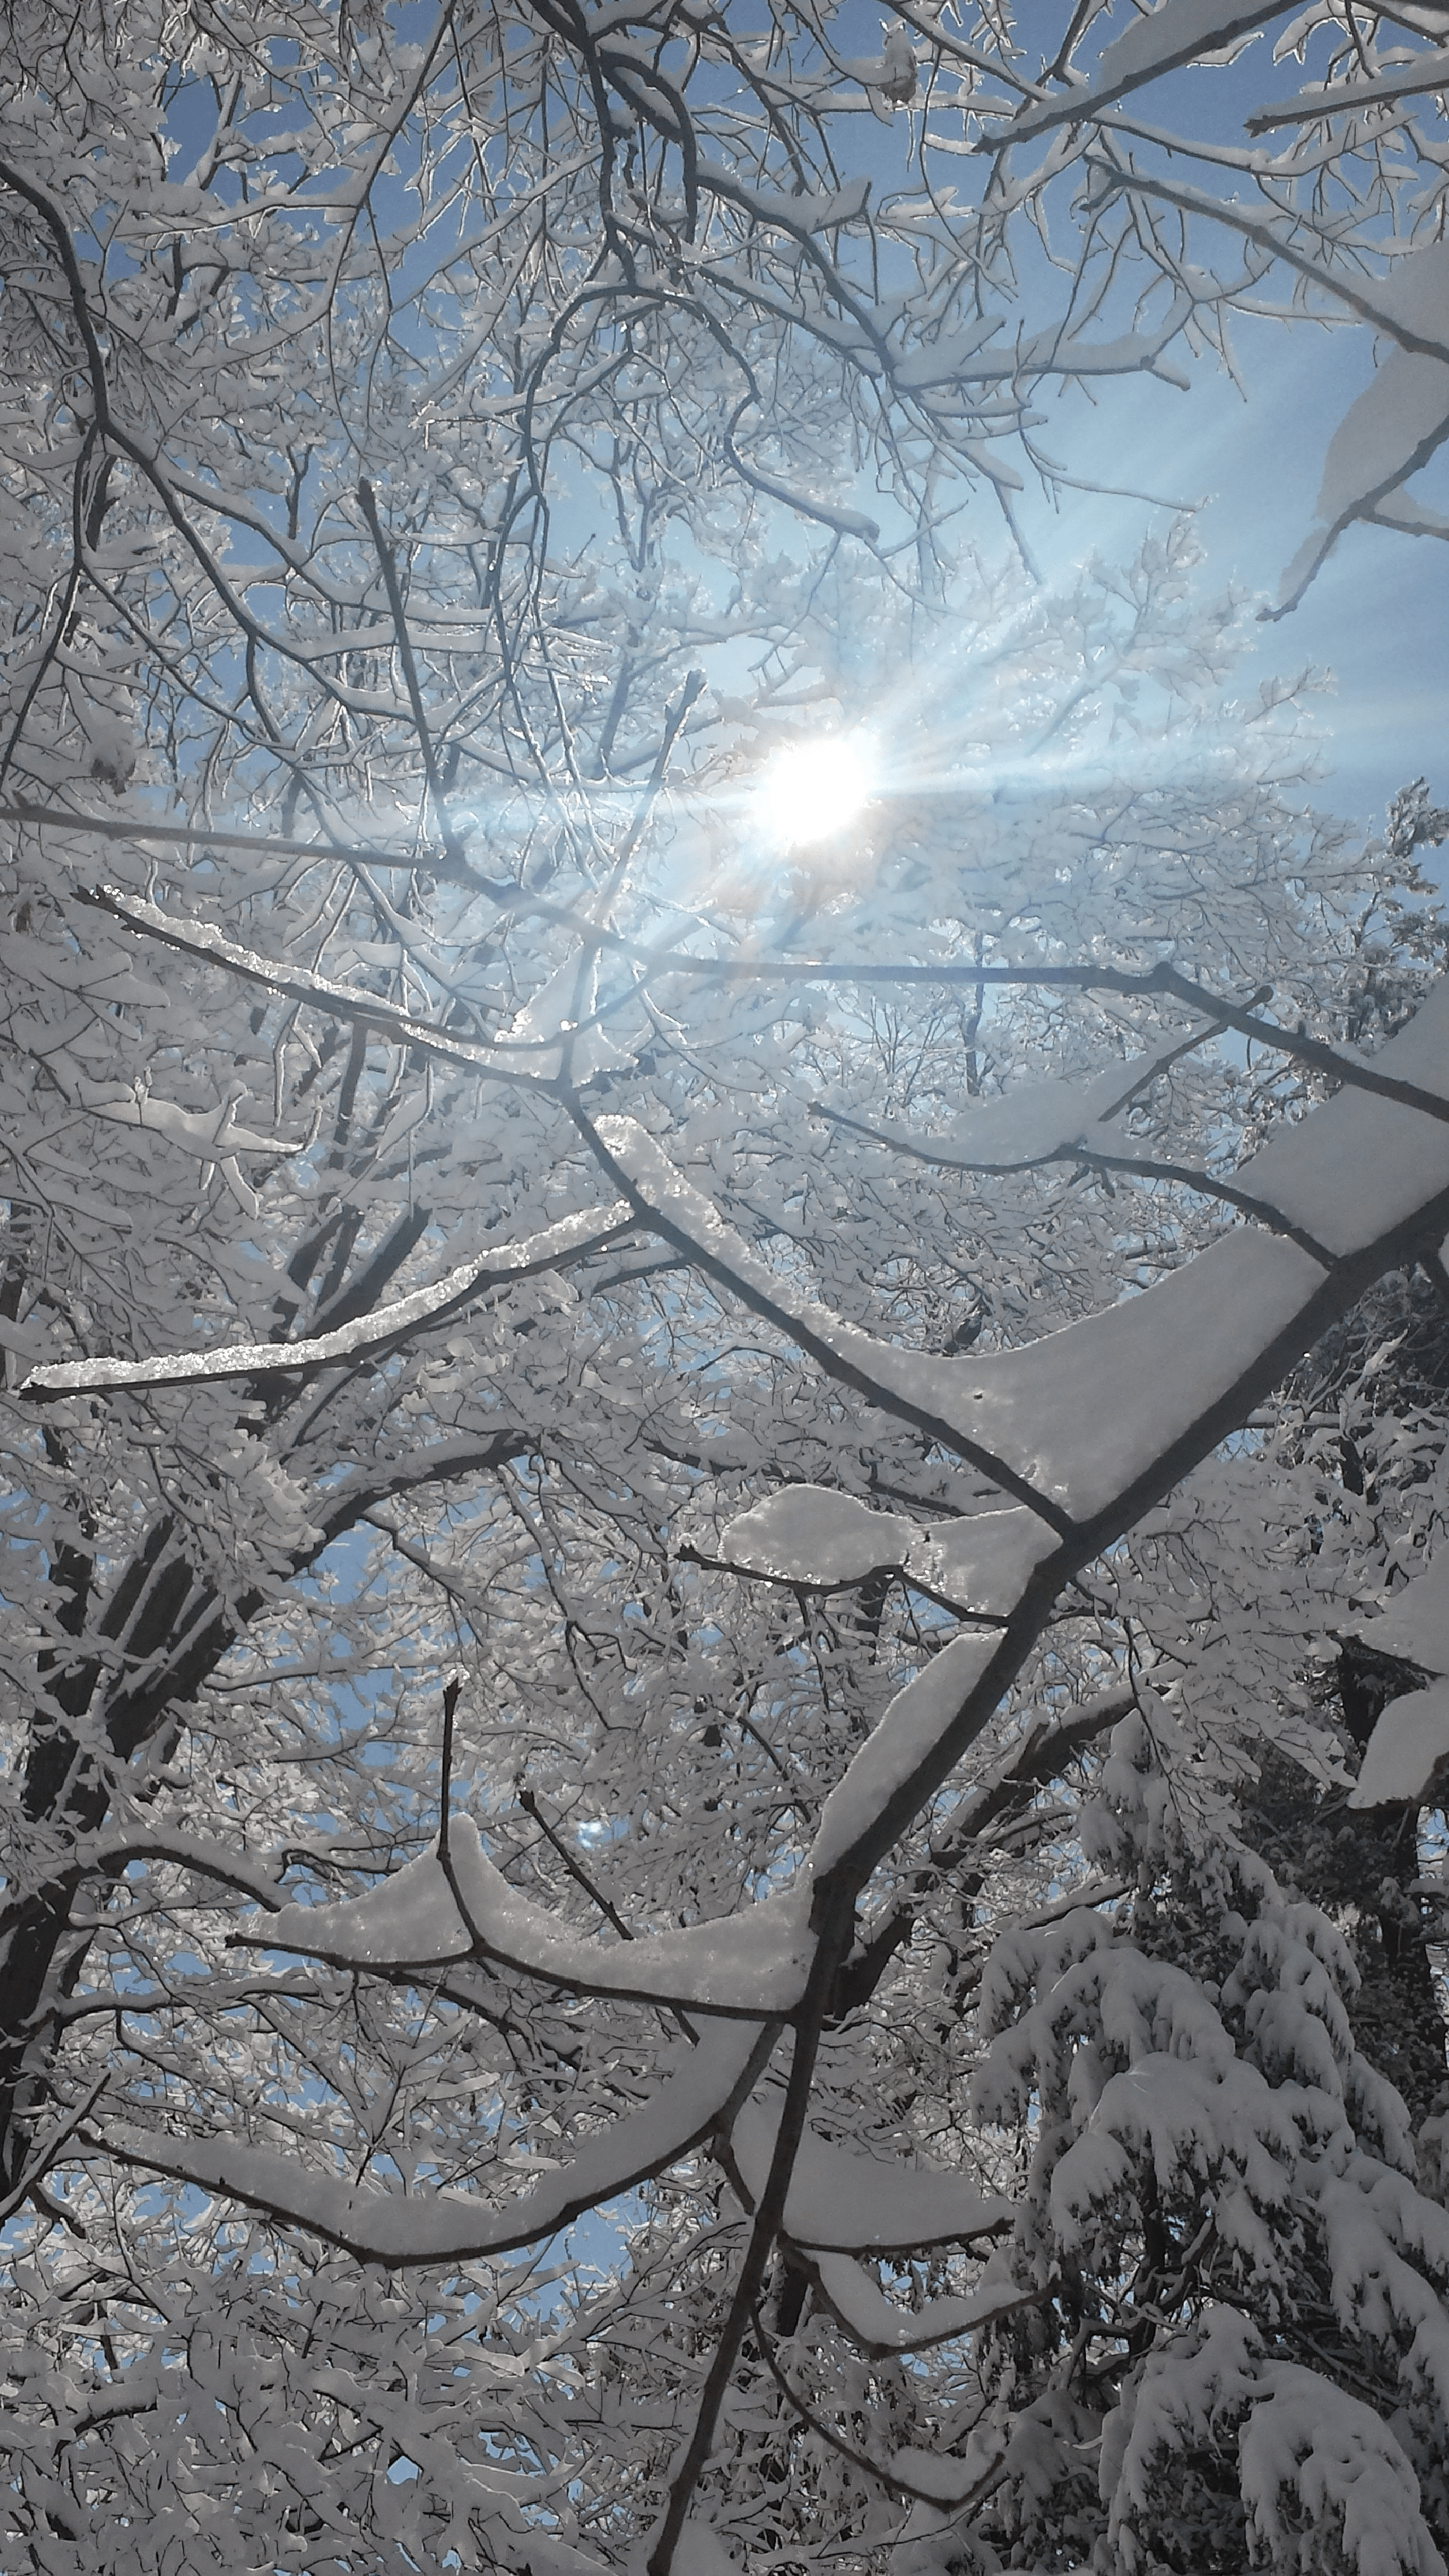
[1347,1682,1449,1809]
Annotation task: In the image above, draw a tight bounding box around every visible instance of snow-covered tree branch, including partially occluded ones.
[4,6,1449,2574]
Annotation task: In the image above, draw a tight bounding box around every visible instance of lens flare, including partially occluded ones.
[756,735,876,848]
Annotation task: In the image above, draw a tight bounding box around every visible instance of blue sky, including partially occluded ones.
[824,0,1449,841]
[1015,313,1449,838]
[157,4,1447,844]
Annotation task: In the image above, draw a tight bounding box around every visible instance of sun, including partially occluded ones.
[755,734,877,848]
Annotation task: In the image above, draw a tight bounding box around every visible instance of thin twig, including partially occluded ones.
[439,1676,461,1865]
[517,1786,633,1941]
[752,2305,1011,2511]
[357,478,464,871]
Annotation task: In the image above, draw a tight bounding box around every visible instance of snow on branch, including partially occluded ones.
[1274,248,1449,615]
[571,980,1449,1904]
[1349,1685,1449,1809]
[807,1631,1013,1879]
[83,885,1449,1136]
[0,2077,110,2230]
[1245,47,1449,133]
[20,1204,632,1399]
[815,1103,1344,1265]
[753,2323,1018,2510]
[75,971,1449,2362]
[977,2,1289,144]
[593,1110,1320,1528]
[803,2245,1038,2356]
[78,887,601,1086]
[64,1078,303,1165]
[1343,1563,1449,1676]
[102,2019,772,2265]
[1335,1552,1449,1807]
[6,800,639,952]
[728,2093,1012,2256]
[710,958,1449,1125]
[582,1112,1076,1530]
[249,1814,815,2016]
[702,1487,1055,1619]
[811,1026,1207,1175]
[80,1827,290,1911]
[592,975,1449,1530]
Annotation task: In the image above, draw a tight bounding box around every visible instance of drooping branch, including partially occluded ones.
[96,2018,777,2264]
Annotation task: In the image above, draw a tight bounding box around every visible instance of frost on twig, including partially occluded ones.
[21,1204,632,1398]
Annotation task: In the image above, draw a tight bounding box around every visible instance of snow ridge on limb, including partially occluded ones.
[1348,1684,1449,1809]
[586,1134,1324,1526]
[1336,1554,1449,1807]
[803,2245,1038,2355]
[1275,247,1449,616]
[593,978,1449,1525]
[1246,47,1449,133]
[102,2020,773,2265]
[255,1814,815,2016]
[811,1028,1209,1174]
[808,1632,1009,1878]
[1344,1560,1449,1676]
[77,886,615,1086]
[727,2095,1013,2254]
[712,1487,1055,1618]
[19,1203,632,1399]
[582,1112,1077,1530]
[976,1,1289,146]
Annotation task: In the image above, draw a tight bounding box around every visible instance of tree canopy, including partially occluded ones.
[3,7,1449,2575]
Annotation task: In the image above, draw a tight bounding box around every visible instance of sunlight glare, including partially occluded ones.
[757,734,876,848]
